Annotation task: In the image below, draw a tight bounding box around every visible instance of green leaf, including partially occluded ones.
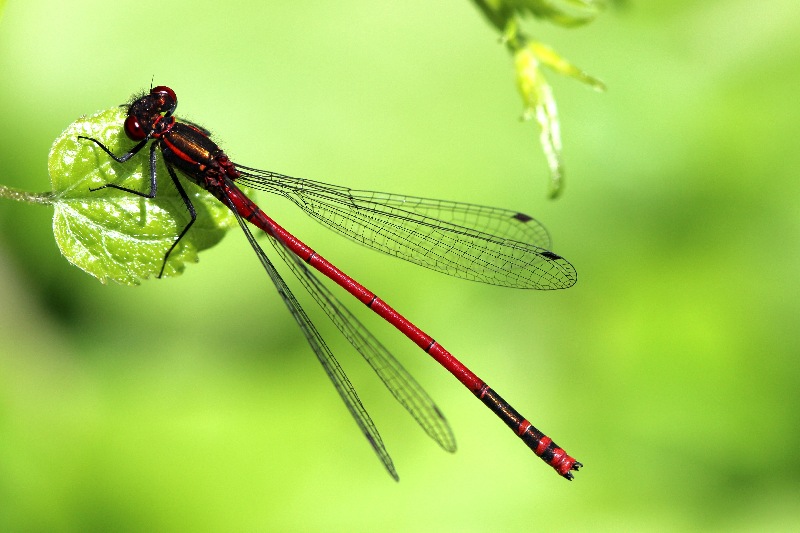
[515,45,564,198]
[521,0,605,27]
[48,107,236,286]
[529,41,606,91]
[514,41,605,197]
[472,0,605,198]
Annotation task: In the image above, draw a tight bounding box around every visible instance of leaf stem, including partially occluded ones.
[0,184,53,205]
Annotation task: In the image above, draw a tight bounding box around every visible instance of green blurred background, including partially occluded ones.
[1,1,798,530]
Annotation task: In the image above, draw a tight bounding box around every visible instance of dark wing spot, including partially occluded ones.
[540,251,562,260]
[512,212,534,223]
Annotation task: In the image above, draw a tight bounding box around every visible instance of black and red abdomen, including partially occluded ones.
[160,122,239,188]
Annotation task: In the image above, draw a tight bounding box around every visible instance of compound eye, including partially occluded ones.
[151,85,177,106]
[124,115,146,140]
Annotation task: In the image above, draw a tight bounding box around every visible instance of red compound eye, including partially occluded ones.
[124,115,146,140]
[151,85,177,106]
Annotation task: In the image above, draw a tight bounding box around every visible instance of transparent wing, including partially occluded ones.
[267,231,457,455]
[225,195,399,480]
[236,167,576,290]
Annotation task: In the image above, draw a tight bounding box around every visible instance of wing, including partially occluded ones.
[226,196,399,480]
[236,167,576,290]
[267,232,457,455]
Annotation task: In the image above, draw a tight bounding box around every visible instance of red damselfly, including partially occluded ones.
[77,86,581,480]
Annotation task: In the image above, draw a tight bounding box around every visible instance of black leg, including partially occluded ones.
[79,136,158,198]
[80,134,196,279]
[158,161,197,278]
[78,135,149,164]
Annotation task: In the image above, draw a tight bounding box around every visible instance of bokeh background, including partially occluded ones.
[1,1,798,530]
